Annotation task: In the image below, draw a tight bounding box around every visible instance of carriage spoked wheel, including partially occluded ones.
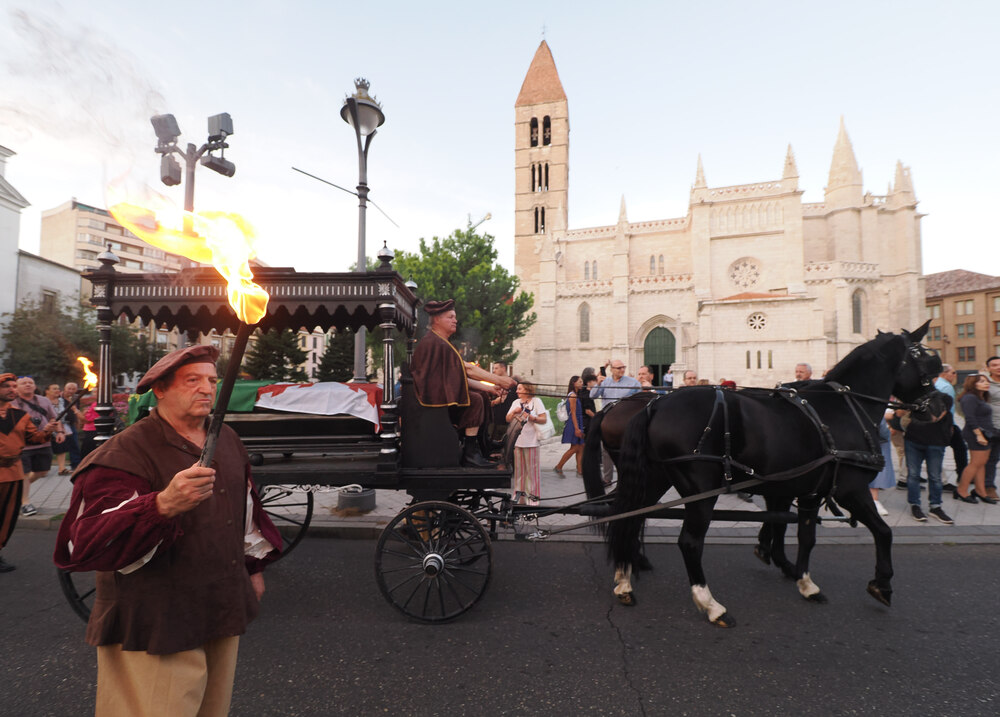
[257,484,314,556]
[375,501,493,623]
[58,569,96,622]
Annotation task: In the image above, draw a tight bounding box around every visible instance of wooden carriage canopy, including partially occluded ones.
[83,250,419,447]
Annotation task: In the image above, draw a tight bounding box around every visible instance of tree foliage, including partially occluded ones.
[243,328,308,382]
[389,225,535,366]
[314,330,354,382]
[1,295,164,386]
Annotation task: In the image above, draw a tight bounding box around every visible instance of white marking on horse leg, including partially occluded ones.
[797,573,821,598]
[691,584,727,623]
[613,565,633,596]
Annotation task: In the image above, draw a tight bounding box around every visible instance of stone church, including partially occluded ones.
[512,41,926,388]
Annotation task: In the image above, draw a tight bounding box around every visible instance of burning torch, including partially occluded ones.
[109,201,269,467]
[54,357,99,423]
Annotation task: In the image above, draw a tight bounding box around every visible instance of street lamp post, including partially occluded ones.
[341,78,385,382]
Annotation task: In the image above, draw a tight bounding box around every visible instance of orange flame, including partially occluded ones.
[108,196,268,324]
[77,356,98,391]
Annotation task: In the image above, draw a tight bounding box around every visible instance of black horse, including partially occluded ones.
[584,323,944,626]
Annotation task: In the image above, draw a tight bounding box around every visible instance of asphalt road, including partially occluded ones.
[3,530,999,716]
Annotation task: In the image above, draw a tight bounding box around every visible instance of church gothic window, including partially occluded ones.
[658,255,664,275]
[592,261,598,280]
[544,163,549,190]
[650,256,656,274]
[584,261,590,280]
[530,117,538,147]
[534,207,545,233]
[852,290,865,334]
[747,312,767,331]
[730,258,761,290]
[543,116,551,145]
[579,303,590,342]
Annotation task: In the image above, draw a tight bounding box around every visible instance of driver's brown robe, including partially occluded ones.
[410,329,484,428]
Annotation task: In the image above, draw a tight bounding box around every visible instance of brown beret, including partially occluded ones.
[424,299,455,316]
[0,372,16,384]
[136,345,220,394]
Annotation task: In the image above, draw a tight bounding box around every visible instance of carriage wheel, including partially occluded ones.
[375,501,493,623]
[58,569,96,622]
[258,485,314,556]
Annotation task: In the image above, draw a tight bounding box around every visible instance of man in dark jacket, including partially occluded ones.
[904,393,954,525]
[54,346,282,717]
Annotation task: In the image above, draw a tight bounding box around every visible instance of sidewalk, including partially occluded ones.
[18,440,1000,545]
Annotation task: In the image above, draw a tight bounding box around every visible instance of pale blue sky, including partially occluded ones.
[2,0,997,276]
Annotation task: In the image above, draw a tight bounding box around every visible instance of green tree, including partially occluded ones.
[243,328,308,382]
[1,296,160,386]
[315,329,354,382]
[390,224,535,365]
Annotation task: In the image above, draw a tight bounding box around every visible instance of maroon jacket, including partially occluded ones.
[54,409,281,654]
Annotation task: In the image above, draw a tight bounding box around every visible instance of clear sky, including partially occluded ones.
[2,0,997,277]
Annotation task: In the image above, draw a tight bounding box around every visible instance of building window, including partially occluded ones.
[957,323,975,339]
[929,326,942,341]
[579,303,590,343]
[529,117,538,147]
[995,320,1000,336]
[650,256,656,274]
[955,299,974,315]
[757,351,762,369]
[584,261,590,281]
[658,255,664,275]
[591,261,598,280]
[533,207,545,233]
[746,351,751,369]
[544,163,549,190]
[927,304,941,320]
[41,290,57,314]
[768,350,773,369]
[747,312,767,331]
[542,116,551,145]
[993,296,1000,312]
[852,289,865,334]
[531,165,536,191]
[958,347,976,362]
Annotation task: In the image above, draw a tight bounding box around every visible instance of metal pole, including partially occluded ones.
[183,142,197,235]
[348,98,372,383]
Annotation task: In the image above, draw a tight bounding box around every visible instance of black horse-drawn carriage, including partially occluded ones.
[60,250,944,626]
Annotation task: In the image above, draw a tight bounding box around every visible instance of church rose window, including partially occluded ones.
[730,258,761,290]
[747,312,767,330]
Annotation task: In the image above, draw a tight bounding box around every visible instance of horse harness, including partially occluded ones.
[642,382,887,494]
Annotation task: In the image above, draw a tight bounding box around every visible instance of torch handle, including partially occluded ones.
[199,323,254,467]
[53,392,87,423]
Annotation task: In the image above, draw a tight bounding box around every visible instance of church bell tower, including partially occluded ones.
[513,40,569,378]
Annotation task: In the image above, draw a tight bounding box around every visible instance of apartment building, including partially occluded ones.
[924,270,1000,374]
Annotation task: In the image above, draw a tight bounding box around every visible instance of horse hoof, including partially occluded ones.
[867,581,892,607]
[805,592,828,604]
[617,592,636,607]
[753,546,771,565]
[711,611,736,628]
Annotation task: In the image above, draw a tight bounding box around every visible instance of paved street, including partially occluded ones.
[3,529,1000,716]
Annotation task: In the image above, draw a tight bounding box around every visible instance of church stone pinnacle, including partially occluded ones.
[783,144,798,179]
[694,154,706,188]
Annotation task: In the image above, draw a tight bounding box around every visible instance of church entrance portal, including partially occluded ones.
[643,327,675,386]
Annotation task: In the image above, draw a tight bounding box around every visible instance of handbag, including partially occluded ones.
[536,402,555,441]
[556,398,569,422]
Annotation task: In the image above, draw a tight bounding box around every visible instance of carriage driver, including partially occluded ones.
[411,299,516,467]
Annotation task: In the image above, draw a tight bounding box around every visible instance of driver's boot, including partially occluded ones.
[461,435,496,468]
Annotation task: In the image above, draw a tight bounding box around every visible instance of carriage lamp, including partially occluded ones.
[341,77,386,382]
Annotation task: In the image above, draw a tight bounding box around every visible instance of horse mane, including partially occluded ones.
[823,331,902,385]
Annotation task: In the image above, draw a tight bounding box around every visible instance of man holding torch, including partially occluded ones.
[0,373,59,572]
[54,345,281,717]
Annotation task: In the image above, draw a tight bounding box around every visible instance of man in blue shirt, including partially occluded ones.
[933,364,966,493]
[591,359,641,485]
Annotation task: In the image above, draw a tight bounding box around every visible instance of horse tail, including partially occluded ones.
[582,410,608,499]
[607,403,654,568]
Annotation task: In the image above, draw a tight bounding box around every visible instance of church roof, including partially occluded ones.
[716,291,788,302]
[516,41,566,107]
[925,269,1000,299]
